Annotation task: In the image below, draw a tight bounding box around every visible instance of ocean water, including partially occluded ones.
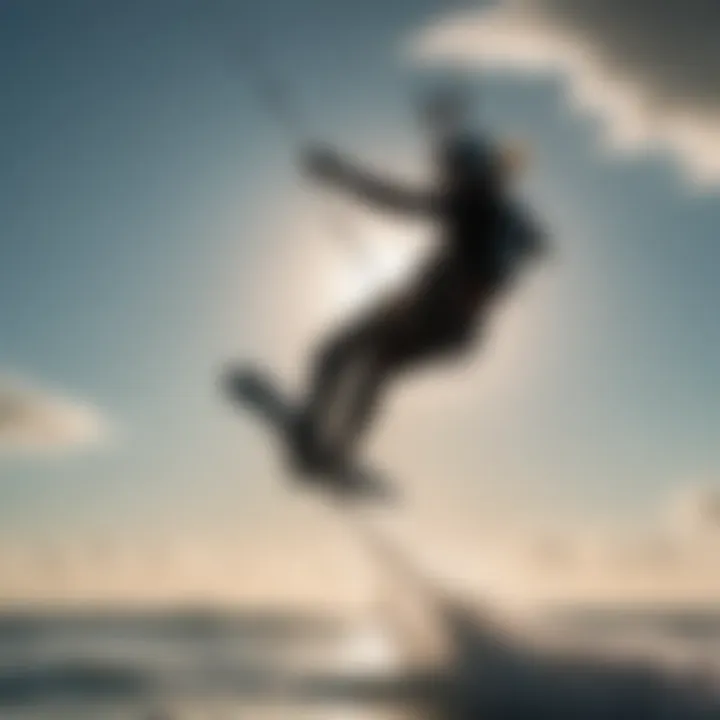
[3,601,720,719]
[0,607,414,720]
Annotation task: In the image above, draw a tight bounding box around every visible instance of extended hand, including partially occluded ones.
[301,145,347,182]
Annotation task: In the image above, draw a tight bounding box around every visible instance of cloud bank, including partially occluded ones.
[410,0,720,185]
[492,484,720,605]
[0,376,107,453]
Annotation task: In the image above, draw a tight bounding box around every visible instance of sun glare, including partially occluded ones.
[337,620,400,672]
[331,221,429,315]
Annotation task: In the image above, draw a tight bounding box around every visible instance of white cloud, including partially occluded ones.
[0,375,108,453]
[409,0,720,185]
[497,484,720,604]
[664,484,720,536]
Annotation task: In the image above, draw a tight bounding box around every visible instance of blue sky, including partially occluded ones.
[1,0,720,579]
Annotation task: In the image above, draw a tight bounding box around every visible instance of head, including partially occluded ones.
[438,135,532,192]
[416,82,531,187]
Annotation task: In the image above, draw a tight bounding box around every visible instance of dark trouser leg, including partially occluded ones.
[294,317,379,466]
[331,324,472,463]
[297,293,478,468]
[331,348,389,462]
[340,310,480,451]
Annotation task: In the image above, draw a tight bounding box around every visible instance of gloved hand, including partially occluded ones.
[300,145,347,182]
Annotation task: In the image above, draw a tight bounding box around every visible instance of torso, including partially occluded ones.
[437,135,511,287]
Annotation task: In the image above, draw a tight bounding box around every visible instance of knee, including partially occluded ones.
[423,326,477,368]
[315,332,355,374]
[446,324,477,355]
[444,327,479,366]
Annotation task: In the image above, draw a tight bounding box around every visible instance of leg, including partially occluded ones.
[330,347,390,463]
[294,277,480,471]
[311,262,451,460]
[293,312,381,469]
[318,318,477,467]
[335,304,484,456]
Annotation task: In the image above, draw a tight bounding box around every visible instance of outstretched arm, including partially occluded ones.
[302,147,438,216]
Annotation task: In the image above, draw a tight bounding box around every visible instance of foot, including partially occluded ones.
[224,364,270,405]
[287,419,354,479]
[287,414,328,475]
[287,417,394,501]
[315,457,397,504]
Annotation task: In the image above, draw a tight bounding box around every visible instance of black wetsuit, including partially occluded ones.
[296,136,543,468]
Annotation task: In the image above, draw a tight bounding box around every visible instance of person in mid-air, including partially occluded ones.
[291,87,547,476]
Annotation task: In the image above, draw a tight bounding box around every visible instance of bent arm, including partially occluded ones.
[304,149,439,216]
[335,163,438,215]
